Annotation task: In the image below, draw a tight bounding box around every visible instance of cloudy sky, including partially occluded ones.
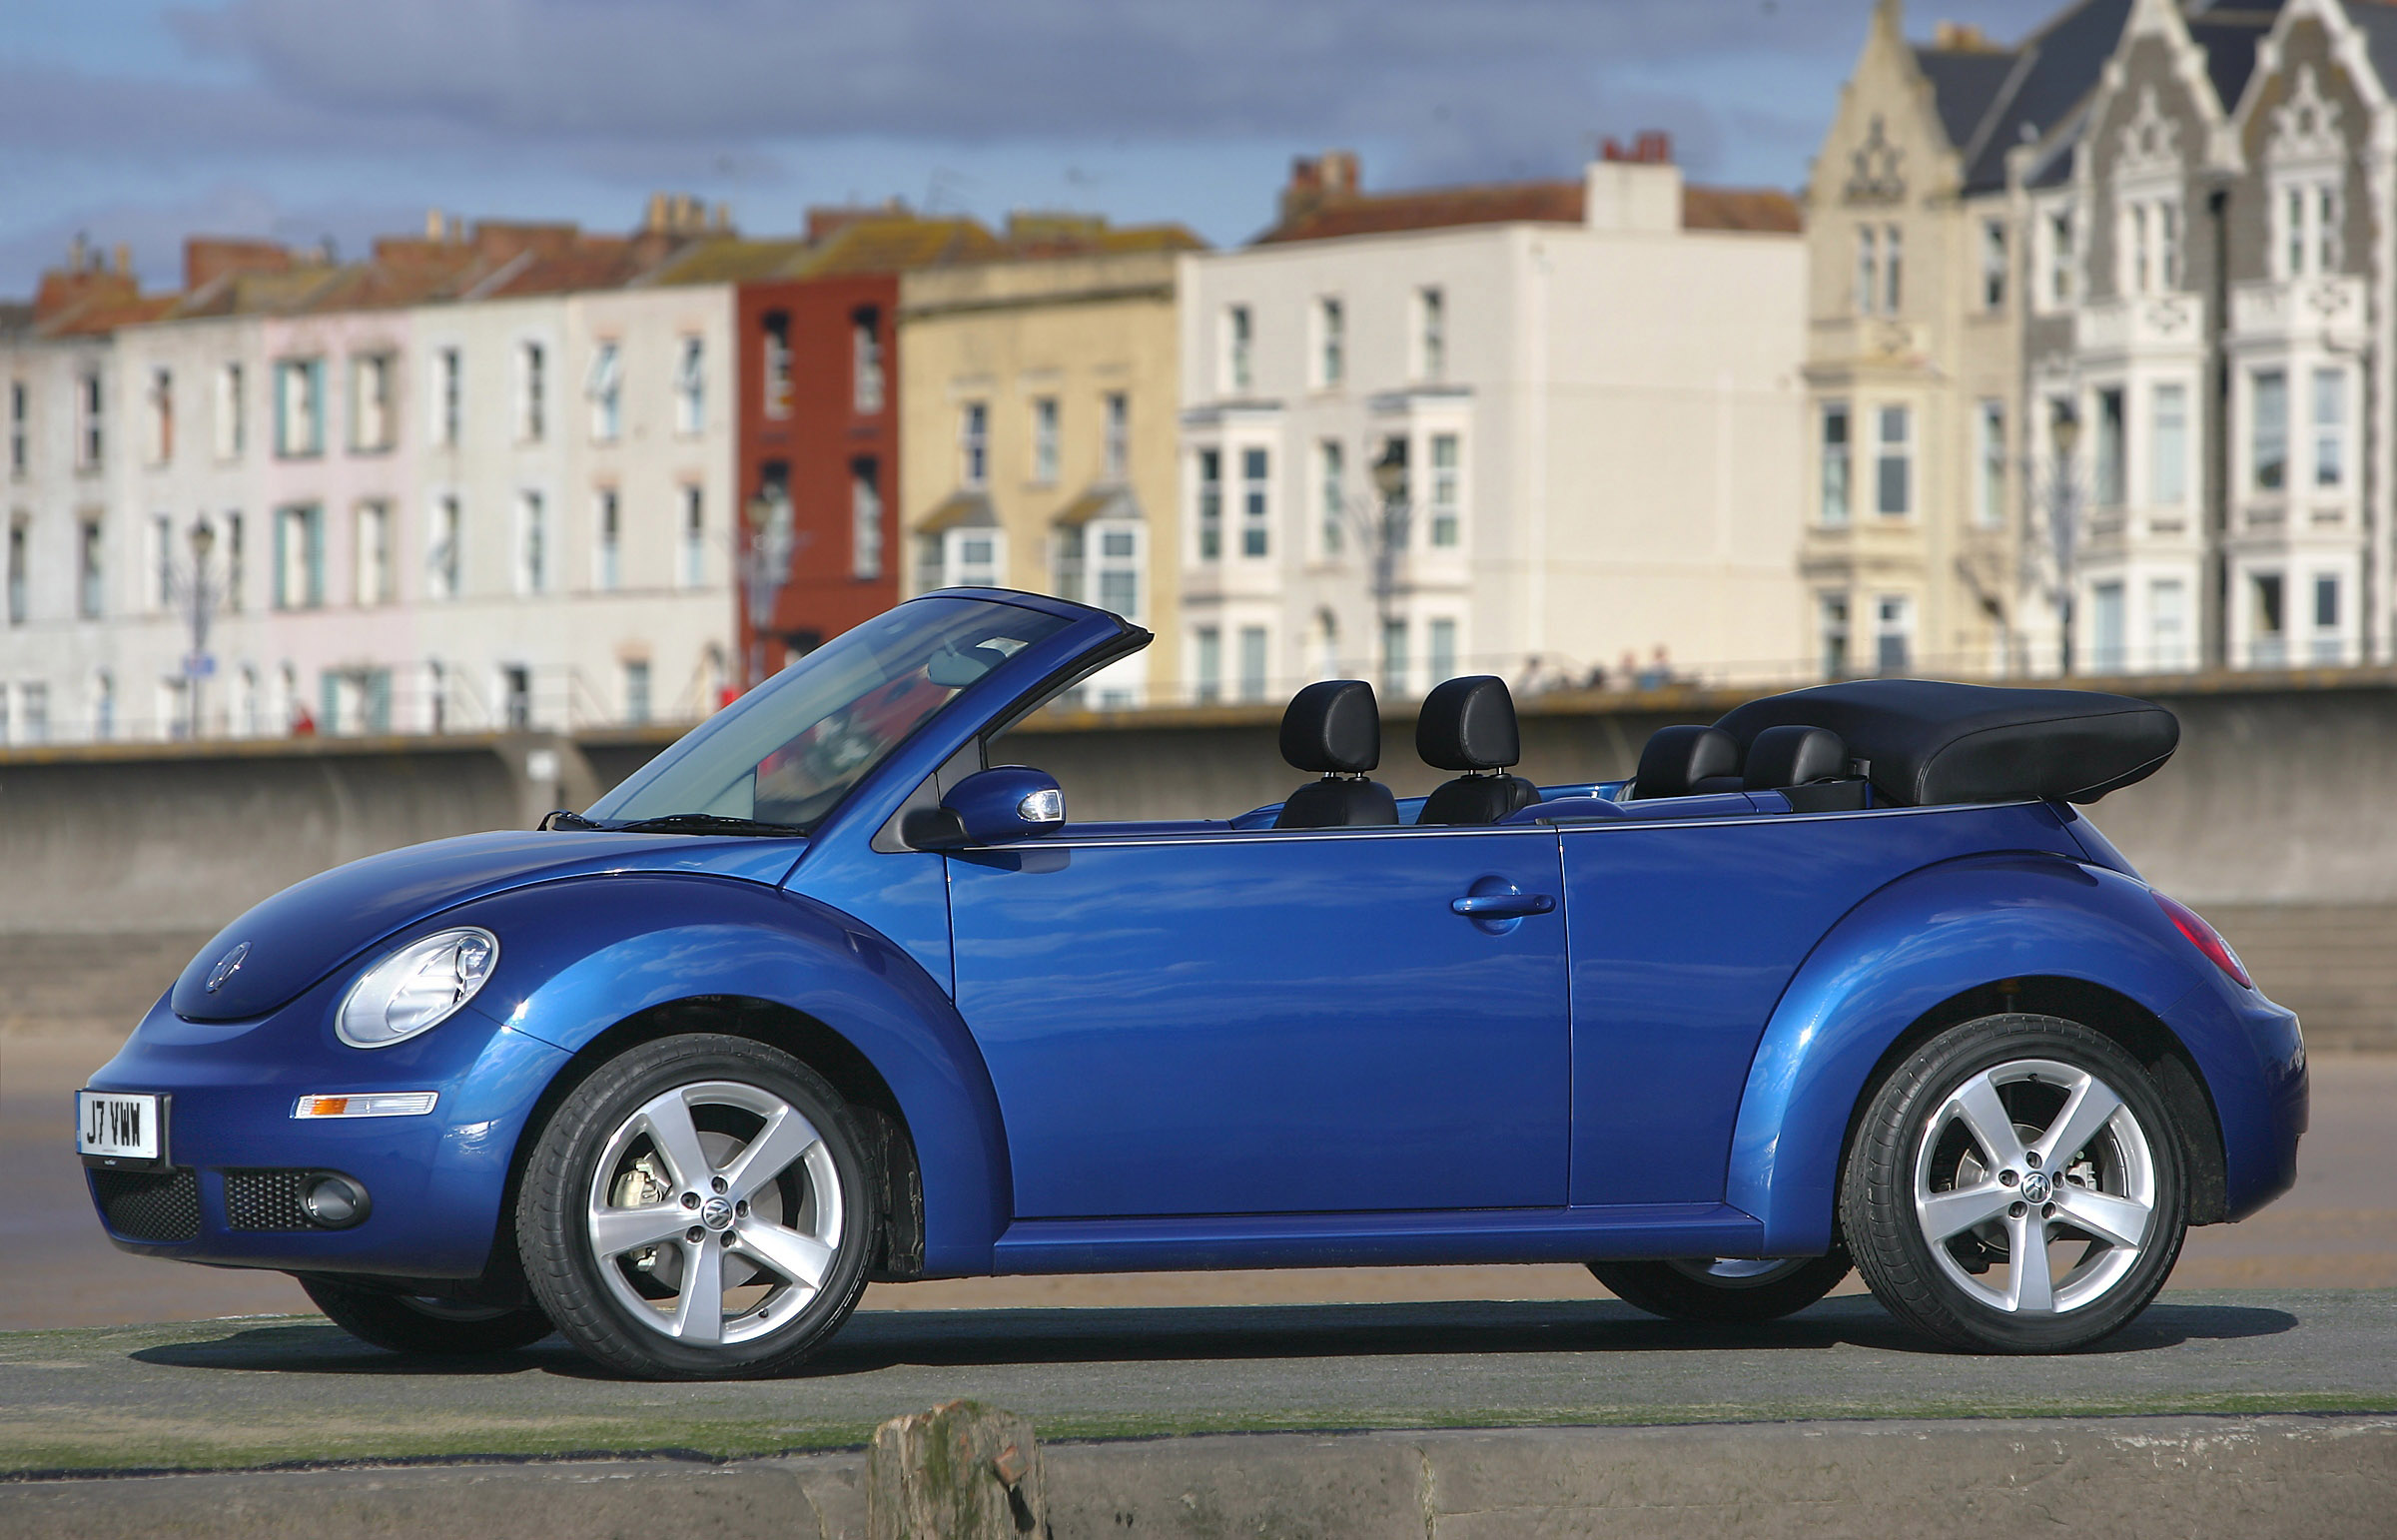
[3,0,2034,295]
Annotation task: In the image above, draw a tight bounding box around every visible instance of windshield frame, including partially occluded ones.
[583,590,1141,843]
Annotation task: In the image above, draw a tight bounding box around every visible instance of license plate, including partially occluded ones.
[78,1092,164,1164]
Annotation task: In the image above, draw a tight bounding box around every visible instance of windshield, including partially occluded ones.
[589,597,1072,831]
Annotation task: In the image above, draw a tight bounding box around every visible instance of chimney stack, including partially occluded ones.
[1280,151,1361,226]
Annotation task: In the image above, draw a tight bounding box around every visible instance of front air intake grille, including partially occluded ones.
[223,1168,314,1231]
[91,1167,201,1241]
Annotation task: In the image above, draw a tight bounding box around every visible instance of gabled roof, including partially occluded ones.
[2347,1,2397,107]
[1957,0,2138,194]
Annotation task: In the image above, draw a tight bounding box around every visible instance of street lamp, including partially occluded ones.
[740,488,793,691]
[2038,407,2083,676]
[174,517,220,740]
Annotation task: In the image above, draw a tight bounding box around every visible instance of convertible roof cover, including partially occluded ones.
[1714,679,2178,807]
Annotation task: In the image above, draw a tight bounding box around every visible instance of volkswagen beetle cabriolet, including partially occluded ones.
[78,589,2304,1375]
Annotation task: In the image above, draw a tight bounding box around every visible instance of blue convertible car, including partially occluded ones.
[79,590,2304,1375]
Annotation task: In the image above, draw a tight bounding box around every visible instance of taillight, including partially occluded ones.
[2155,892,2251,989]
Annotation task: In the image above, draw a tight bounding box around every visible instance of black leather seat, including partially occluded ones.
[1742,725,1849,790]
[1416,676,1540,825]
[1273,680,1399,829]
[1629,724,1742,799]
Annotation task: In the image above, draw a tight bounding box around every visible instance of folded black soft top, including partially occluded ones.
[1714,679,2179,808]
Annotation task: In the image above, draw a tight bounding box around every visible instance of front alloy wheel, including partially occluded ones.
[518,1036,876,1379]
[1843,1014,2187,1353]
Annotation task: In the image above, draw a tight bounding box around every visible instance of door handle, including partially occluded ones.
[1450,893,1555,918]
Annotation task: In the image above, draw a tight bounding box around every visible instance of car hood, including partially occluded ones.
[169,829,807,1022]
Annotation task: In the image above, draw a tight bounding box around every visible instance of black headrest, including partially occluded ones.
[1415,675,1520,771]
[1743,725,1849,790]
[1632,724,1739,800]
[1280,679,1381,775]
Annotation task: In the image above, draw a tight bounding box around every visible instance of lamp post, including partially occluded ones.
[175,517,219,740]
[740,487,793,691]
[2034,408,2083,676]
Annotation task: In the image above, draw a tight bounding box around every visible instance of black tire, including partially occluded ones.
[300,1274,553,1355]
[1841,1013,2188,1353]
[516,1034,878,1380]
[1589,1249,1851,1324]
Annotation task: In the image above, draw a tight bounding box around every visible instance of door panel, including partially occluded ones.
[949,829,1569,1219]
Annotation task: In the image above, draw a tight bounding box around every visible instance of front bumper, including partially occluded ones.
[82,981,568,1280]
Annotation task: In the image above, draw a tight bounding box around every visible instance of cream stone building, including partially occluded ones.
[897,231,1199,706]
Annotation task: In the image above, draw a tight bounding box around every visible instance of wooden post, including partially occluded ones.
[865,1399,1046,1539]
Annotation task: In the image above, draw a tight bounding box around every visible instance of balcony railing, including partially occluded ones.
[2229,276,2367,348]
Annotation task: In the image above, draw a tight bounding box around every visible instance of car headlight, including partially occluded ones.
[337,928,498,1049]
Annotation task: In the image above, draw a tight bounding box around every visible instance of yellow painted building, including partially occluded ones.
[897,224,1198,705]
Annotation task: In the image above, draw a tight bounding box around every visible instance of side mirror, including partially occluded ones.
[903,766,1066,849]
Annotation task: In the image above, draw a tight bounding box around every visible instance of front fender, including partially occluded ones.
[1729,854,2210,1254]
[453,874,1013,1275]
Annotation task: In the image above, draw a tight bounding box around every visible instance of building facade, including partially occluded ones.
[1175,150,1808,706]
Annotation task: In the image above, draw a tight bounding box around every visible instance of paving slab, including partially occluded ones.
[0,1289,2390,1477]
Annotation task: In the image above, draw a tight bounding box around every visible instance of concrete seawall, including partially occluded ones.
[6,671,2394,1042]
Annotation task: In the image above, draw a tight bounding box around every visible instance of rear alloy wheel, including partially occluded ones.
[517,1035,877,1379]
[1589,1249,1851,1325]
[300,1275,553,1355]
[1842,1014,2187,1353]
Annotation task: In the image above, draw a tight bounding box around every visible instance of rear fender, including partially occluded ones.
[458,874,1013,1274]
[1729,854,2210,1254]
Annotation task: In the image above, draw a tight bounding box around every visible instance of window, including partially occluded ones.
[273,505,323,609]
[1102,391,1129,481]
[1197,448,1222,559]
[76,372,103,469]
[214,364,243,459]
[960,401,989,488]
[352,354,394,450]
[516,491,547,594]
[1883,225,1904,313]
[2152,384,2188,505]
[2313,369,2346,489]
[1225,305,1252,392]
[2253,371,2288,491]
[5,520,24,624]
[1053,523,1085,602]
[2090,581,2125,672]
[2313,573,2342,658]
[2047,210,2075,306]
[1820,403,1851,525]
[1875,405,1912,517]
[594,487,621,591]
[852,308,885,414]
[1032,396,1060,484]
[1423,433,1460,548]
[1238,625,1269,703]
[952,531,999,587]
[428,495,461,600]
[2159,201,2182,290]
[851,458,882,580]
[761,312,792,418]
[2149,577,2187,670]
[273,359,323,457]
[2276,180,2342,279]
[78,517,104,618]
[8,382,26,474]
[1428,617,1458,684]
[356,502,392,604]
[92,671,115,741]
[1982,219,2007,310]
[1195,626,1221,704]
[2093,387,2125,507]
[1240,446,1270,557]
[1417,286,1446,381]
[1874,594,1912,673]
[1317,439,1344,556]
[624,661,652,725]
[1976,402,2005,528]
[515,342,546,442]
[1381,617,1409,697]
[19,681,46,742]
[588,341,622,441]
[1095,523,1139,617]
[680,485,705,587]
[2251,571,2286,667]
[434,348,461,447]
[674,337,705,435]
[145,367,173,465]
[150,513,172,612]
[1316,297,1344,388]
[225,511,244,612]
[1855,227,1878,315]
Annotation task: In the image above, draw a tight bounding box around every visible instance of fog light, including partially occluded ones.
[302,1173,371,1228]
